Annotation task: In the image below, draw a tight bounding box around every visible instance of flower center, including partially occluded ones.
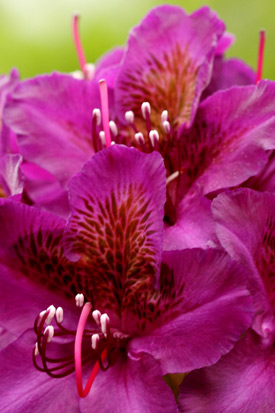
[33,294,130,397]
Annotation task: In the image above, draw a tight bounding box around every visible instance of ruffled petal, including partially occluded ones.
[0,331,80,413]
[3,72,100,187]
[178,331,275,413]
[212,189,275,329]
[115,5,225,133]
[64,145,166,324]
[202,56,255,98]
[80,353,177,413]
[179,80,275,196]
[129,248,253,373]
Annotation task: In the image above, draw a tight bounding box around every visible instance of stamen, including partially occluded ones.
[100,313,110,336]
[56,307,64,324]
[99,79,111,148]
[141,102,151,119]
[74,302,107,398]
[72,13,87,78]
[99,131,106,147]
[75,293,84,308]
[163,120,171,134]
[256,30,266,83]
[166,171,180,186]
[45,305,56,325]
[125,111,135,124]
[149,130,159,150]
[92,310,102,325]
[91,333,100,350]
[92,108,101,126]
[44,325,54,343]
[34,342,40,356]
[109,121,118,137]
[161,110,169,123]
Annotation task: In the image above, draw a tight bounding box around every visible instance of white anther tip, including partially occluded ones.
[99,78,106,85]
[135,132,145,145]
[161,110,168,123]
[109,120,118,136]
[56,307,64,324]
[92,310,102,325]
[91,334,100,350]
[34,342,40,356]
[100,313,110,335]
[99,131,106,146]
[75,293,85,308]
[92,108,101,126]
[45,325,54,343]
[141,102,151,118]
[163,120,170,133]
[125,110,135,124]
[149,130,159,146]
[46,305,56,325]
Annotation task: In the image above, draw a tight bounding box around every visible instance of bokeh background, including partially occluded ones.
[1,0,274,79]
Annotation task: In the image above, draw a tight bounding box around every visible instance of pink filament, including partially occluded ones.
[72,14,87,77]
[256,30,266,83]
[99,79,112,147]
[74,302,107,398]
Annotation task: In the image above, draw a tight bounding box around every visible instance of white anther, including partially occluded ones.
[84,63,95,80]
[163,120,170,133]
[109,120,118,136]
[92,108,101,126]
[70,70,83,80]
[99,131,106,146]
[166,171,180,185]
[100,313,110,336]
[39,310,46,320]
[135,132,145,145]
[149,130,159,147]
[91,333,100,350]
[34,342,40,356]
[141,102,151,118]
[75,293,84,308]
[56,307,64,324]
[111,141,116,145]
[92,310,102,325]
[44,325,54,343]
[125,110,135,124]
[161,110,168,123]
[46,305,56,325]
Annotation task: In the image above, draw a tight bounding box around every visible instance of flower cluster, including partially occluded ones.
[0,5,275,412]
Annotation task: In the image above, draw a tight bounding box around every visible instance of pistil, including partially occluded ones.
[256,30,266,83]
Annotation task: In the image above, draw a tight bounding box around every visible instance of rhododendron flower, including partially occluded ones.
[178,189,275,412]
[2,5,265,249]
[0,147,253,412]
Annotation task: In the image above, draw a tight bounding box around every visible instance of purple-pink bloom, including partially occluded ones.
[0,146,253,412]
[2,5,263,249]
[178,189,275,412]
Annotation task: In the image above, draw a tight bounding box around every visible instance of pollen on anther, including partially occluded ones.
[46,305,56,325]
[92,108,101,126]
[75,293,84,307]
[100,313,110,335]
[91,333,100,350]
[44,325,54,343]
[161,110,168,123]
[34,342,40,356]
[109,121,118,137]
[141,102,151,119]
[125,110,135,124]
[149,130,159,147]
[135,132,145,145]
[56,307,64,323]
[99,131,106,146]
[163,120,171,133]
[92,309,101,325]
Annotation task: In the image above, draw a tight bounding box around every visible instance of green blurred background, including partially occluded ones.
[0,0,274,79]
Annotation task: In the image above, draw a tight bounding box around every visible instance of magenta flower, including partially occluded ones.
[178,189,275,412]
[2,5,263,244]
[0,146,253,412]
